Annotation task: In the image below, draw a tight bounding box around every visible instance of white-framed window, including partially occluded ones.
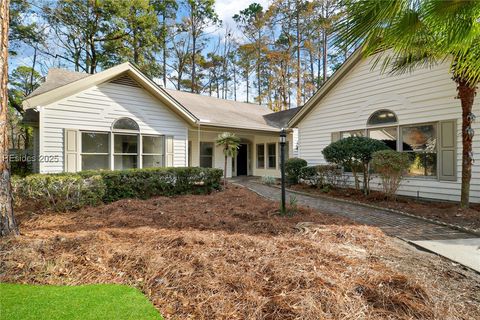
[81,131,110,170]
[267,143,276,169]
[256,144,265,169]
[114,133,138,170]
[336,111,440,178]
[142,135,165,168]
[200,142,213,168]
[79,117,166,171]
[401,123,437,177]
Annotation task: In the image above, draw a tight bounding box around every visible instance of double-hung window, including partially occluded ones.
[256,144,265,168]
[401,124,437,176]
[267,143,276,169]
[143,135,165,168]
[81,132,110,170]
[79,117,167,171]
[200,142,214,168]
[114,133,138,170]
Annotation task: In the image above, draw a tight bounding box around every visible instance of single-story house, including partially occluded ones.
[289,50,480,203]
[22,63,299,178]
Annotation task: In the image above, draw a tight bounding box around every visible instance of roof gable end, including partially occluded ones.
[22,63,198,124]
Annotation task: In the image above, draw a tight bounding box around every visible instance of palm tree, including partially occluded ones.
[216,132,241,187]
[336,0,480,207]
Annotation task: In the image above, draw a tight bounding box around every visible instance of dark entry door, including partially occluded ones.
[237,144,248,176]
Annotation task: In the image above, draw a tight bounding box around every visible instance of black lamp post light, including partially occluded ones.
[279,128,287,215]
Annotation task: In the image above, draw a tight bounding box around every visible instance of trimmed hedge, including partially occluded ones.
[13,167,223,212]
[13,174,106,212]
[300,165,343,188]
[285,158,308,185]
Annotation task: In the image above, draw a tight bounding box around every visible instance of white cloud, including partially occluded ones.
[210,0,271,37]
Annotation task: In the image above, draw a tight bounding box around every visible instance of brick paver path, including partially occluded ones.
[234,179,478,241]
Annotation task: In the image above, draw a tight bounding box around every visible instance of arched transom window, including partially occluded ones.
[112,117,140,131]
[367,109,398,126]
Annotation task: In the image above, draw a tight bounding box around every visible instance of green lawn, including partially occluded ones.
[0,283,162,320]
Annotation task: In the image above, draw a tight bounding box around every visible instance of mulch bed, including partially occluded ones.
[290,184,480,232]
[1,185,479,319]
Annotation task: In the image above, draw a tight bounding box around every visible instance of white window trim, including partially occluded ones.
[266,143,277,169]
[256,143,265,169]
[199,141,214,168]
[339,120,441,179]
[80,129,167,171]
[142,135,166,168]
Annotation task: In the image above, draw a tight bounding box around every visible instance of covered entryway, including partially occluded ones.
[236,144,248,176]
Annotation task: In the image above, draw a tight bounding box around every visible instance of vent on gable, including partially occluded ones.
[110,75,141,87]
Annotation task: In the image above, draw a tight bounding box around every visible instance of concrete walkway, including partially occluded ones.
[233,179,480,272]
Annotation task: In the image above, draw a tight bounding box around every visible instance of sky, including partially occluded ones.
[10,0,274,103]
[214,0,271,36]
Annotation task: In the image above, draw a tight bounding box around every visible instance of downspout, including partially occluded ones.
[196,119,211,168]
[35,106,44,173]
[197,122,201,167]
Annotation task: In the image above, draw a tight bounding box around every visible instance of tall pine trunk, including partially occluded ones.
[296,1,301,107]
[0,0,18,237]
[457,78,476,208]
[257,30,262,105]
[162,15,167,87]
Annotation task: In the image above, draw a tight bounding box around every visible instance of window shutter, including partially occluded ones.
[438,120,457,181]
[64,129,78,172]
[166,136,174,167]
[331,132,341,142]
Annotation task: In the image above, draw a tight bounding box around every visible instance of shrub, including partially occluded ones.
[299,166,318,184]
[79,167,223,202]
[12,174,105,212]
[322,136,388,194]
[372,150,411,199]
[285,158,307,185]
[316,165,344,188]
[300,165,343,188]
[261,175,276,186]
[13,167,223,212]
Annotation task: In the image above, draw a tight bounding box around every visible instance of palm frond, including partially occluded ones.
[216,132,241,158]
[337,0,480,86]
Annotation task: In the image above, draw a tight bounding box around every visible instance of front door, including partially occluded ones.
[237,144,248,176]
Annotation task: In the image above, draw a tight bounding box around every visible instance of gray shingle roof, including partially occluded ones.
[263,107,302,128]
[26,67,299,131]
[27,69,91,99]
[164,89,280,131]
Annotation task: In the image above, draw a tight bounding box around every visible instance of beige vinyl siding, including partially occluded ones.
[297,55,480,203]
[188,130,237,177]
[290,129,299,158]
[40,81,188,173]
[188,128,288,178]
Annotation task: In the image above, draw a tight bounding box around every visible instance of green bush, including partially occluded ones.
[12,174,106,212]
[300,165,343,188]
[300,166,318,183]
[322,136,388,194]
[372,150,411,198]
[13,167,223,212]
[285,157,308,185]
[81,167,223,202]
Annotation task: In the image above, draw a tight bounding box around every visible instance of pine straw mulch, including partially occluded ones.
[1,185,480,320]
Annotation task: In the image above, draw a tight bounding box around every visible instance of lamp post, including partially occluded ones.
[279,128,287,214]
